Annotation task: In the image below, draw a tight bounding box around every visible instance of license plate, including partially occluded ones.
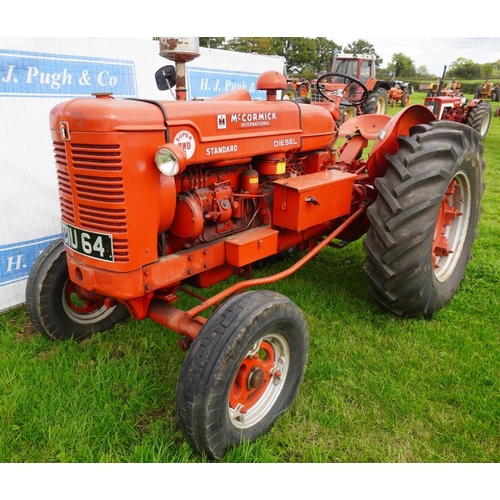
[61,221,114,262]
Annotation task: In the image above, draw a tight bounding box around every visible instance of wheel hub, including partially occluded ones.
[247,367,265,390]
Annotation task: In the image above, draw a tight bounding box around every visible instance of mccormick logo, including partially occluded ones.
[230,112,277,128]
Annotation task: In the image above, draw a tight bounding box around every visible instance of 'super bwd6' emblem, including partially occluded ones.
[174,130,196,159]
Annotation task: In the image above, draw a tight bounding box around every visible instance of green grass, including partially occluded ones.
[1,93,499,463]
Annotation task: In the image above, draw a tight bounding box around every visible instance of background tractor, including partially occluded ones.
[310,51,390,117]
[427,79,463,97]
[26,37,486,460]
[424,66,492,140]
[388,79,412,107]
[282,77,311,101]
[474,80,500,102]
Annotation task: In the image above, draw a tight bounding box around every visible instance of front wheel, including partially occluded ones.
[282,86,297,100]
[25,239,129,340]
[363,121,485,319]
[176,290,309,460]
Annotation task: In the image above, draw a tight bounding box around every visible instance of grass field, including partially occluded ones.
[1,92,499,464]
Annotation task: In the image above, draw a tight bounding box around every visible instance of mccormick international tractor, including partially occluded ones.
[424,66,492,140]
[26,38,486,460]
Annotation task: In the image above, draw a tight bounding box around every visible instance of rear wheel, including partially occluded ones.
[25,239,129,340]
[401,92,409,107]
[341,106,357,123]
[363,121,484,319]
[362,88,388,115]
[466,101,492,140]
[176,290,309,460]
[297,83,309,98]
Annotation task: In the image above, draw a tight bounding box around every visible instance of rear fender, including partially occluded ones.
[366,78,391,92]
[466,98,482,108]
[367,104,436,182]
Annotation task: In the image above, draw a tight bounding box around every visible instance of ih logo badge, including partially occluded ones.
[217,114,227,130]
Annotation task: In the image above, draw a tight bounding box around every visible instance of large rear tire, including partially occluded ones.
[26,239,129,341]
[176,290,309,460]
[362,88,388,115]
[466,100,492,140]
[363,121,485,319]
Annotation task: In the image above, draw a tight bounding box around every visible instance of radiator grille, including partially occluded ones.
[53,141,130,262]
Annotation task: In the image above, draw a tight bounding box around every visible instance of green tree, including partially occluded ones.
[343,39,383,68]
[224,37,272,54]
[199,37,226,49]
[481,63,494,80]
[388,53,416,77]
[313,37,341,74]
[269,37,317,76]
[447,58,481,79]
[416,65,432,78]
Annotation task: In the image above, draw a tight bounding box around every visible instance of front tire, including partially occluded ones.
[25,239,129,340]
[363,121,485,319]
[176,290,309,460]
[282,86,297,100]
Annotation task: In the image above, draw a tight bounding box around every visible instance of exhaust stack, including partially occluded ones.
[159,37,200,100]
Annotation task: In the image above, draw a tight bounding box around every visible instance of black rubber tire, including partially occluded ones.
[363,121,485,319]
[25,239,129,341]
[362,88,388,115]
[466,101,492,140]
[176,290,309,460]
[282,87,297,100]
[401,92,409,107]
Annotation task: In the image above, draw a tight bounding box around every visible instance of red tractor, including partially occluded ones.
[26,38,485,460]
[424,66,492,140]
[282,77,311,101]
[310,51,390,117]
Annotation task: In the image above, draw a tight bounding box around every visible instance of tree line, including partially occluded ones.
[199,37,500,81]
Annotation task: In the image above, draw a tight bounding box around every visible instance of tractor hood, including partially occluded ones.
[49,93,337,166]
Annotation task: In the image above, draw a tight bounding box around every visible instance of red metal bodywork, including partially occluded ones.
[49,72,435,342]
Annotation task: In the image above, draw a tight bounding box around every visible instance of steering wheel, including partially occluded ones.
[316,72,369,107]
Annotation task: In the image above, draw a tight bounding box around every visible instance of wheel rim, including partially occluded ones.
[228,332,290,429]
[62,280,117,325]
[375,97,385,114]
[432,171,472,282]
[480,111,490,137]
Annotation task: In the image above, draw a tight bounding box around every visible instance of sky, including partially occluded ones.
[5,4,499,79]
[332,37,500,76]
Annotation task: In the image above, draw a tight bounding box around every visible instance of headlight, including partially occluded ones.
[155,144,187,176]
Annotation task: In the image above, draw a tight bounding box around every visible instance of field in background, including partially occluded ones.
[0,91,499,463]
